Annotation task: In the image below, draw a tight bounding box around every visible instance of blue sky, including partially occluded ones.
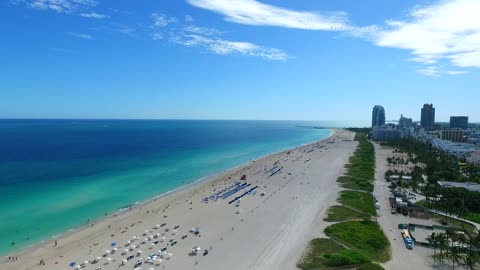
[1,0,479,122]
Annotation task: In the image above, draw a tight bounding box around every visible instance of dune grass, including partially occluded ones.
[325,220,390,263]
[297,238,372,269]
[337,176,374,192]
[324,205,371,222]
[338,190,376,216]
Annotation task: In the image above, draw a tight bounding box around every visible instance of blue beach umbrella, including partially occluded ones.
[111,242,117,246]
[69,262,76,267]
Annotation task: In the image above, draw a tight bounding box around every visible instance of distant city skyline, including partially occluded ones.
[1,0,479,122]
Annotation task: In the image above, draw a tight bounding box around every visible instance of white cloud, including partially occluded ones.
[184,25,222,36]
[187,0,349,31]
[68,32,93,39]
[170,34,287,60]
[371,0,480,69]
[446,70,469,75]
[80,12,109,19]
[417,66,439,76]
[151,13,176,28]
[25,0,96,13]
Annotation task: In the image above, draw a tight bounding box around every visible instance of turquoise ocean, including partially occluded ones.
[0,119,366,255]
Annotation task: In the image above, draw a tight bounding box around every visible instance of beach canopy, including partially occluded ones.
[69,262,76,267]
[111,242,117,246]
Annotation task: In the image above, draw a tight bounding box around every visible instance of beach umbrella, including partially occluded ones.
[96,257,102,261]
[156,224,160,228]
[168,253,173,257]
[145,230,149,233]
[75,265,81,269]
[149,235,154,239]
[151,243,155,246]
[84,260,89,265]
[122,259,127,265]
[69,262,76,267]
[126,240,131,244]
[124,248,129,253]
[113,247,118,251]
[137,250,143,254]
[150,268,155,270]
[161,236,166,240]
[105,250,110,254]
[107,257,112,261]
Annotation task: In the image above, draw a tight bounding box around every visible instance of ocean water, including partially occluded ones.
[0,119,347,255]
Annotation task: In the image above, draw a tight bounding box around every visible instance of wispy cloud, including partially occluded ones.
[68,32,93,39]
[187,0,349,31]
[80,12,109,19]
[417,66,439,76]
[151,13,177,28]
[21,0,96,13]
[446,70,469,75]
[170,34,287,60]
[150,12,287,60]
[184,25,222,36]
[369,0,480,69]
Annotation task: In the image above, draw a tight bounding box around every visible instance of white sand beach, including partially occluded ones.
[1,130,357,270]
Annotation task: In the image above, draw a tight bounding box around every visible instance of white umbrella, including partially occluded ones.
[145,230,149,233]
[124,248,129,253]
[75,265,81,269]
[96,257,102,261]
[84,260,89,265]
[137,250,143,254]
[122,259,127,265]
[149,235,154,239]
[113,247,118,251]
[150,268,155,270]
[156,224,160,228]
[168,253,173,257]
[105,250,110,254]
[107,257,112,261]
[161,236,166,240]
[151,243,155,246]
[132,236,137,239]
[127,240,131,244]
[144,238,149,242]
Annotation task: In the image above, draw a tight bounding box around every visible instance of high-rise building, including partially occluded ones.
[421,104,435,131]
[442,130,465,142]
[399,114,413,128]
[450,116,468,129]
[372,105,385,127]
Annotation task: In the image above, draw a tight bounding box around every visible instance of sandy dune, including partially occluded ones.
[1,130,356,270]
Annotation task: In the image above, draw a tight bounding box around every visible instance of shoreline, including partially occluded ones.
[1,129,334,260]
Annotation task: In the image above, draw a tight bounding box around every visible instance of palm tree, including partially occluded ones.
[437,233,449,264]
[449,246,463,270]
[427,232,438,265]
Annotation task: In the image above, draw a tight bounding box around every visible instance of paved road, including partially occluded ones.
[373,143,434,270]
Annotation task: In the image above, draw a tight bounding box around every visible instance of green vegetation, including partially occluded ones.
[337,176,374,192]
[337,131,375,192]
[382,139,480,223]
[325,220,390,263]
[427,231,480,269]
[297,238,374,270]
[338,190,376,216]
[356,263,385,270]
[324,205,371,222]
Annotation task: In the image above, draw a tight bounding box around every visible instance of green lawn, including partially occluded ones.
[325,220,390,263]
[324,205,371,222]
[338,190,376,216]
[337,176,374,192]
[297,238,372,269]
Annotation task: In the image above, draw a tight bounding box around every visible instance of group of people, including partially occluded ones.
[7,256,18,262]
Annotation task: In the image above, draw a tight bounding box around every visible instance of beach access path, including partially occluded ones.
[1,130,356,270]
